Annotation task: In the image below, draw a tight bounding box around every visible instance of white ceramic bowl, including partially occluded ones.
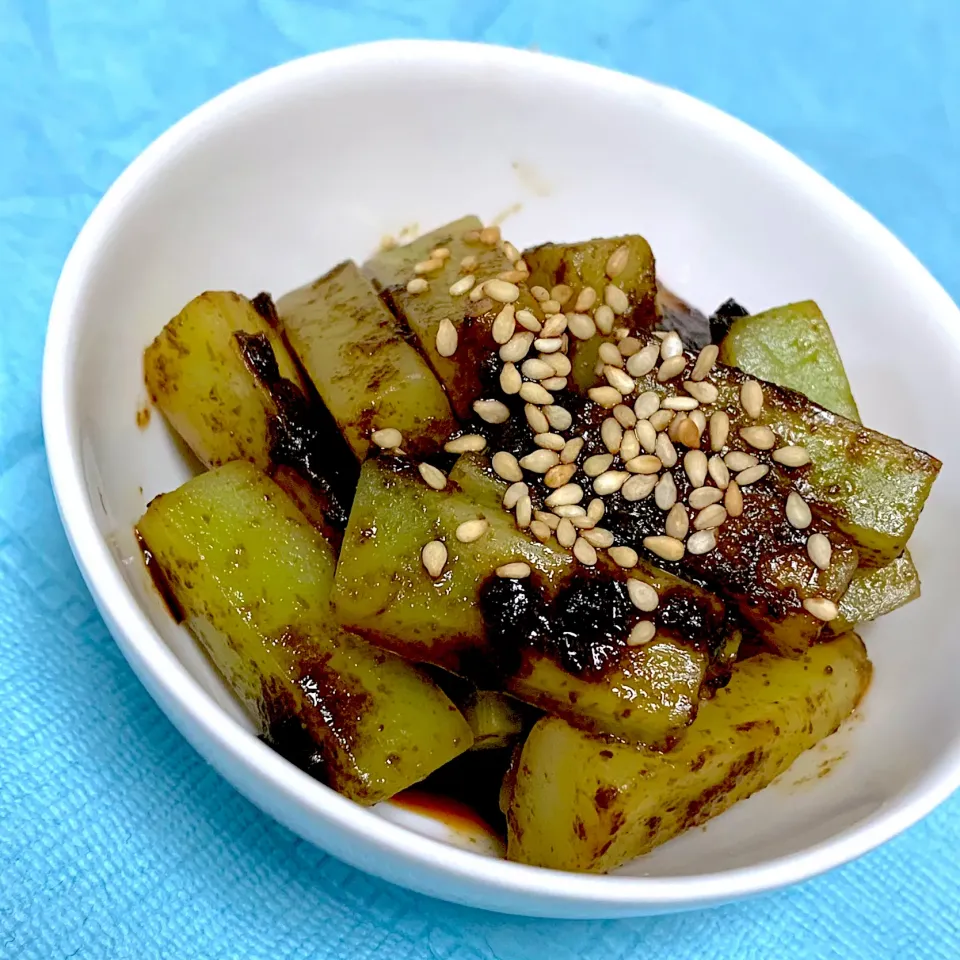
[42,40,960,918]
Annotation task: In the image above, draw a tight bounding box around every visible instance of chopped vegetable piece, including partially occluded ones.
[277,260,456,458]
[523,236,658,391]
[631,329,941,567]
[718,300,922,627]
[365,217,543,418]
[507,633,870,872]
[137,462,472,804]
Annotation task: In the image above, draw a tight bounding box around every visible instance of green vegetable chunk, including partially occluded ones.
[523,236,658,390]
[331,458,726,747]
[365,217,544,419]
[718,300,921,627]
[277,260,456,458]
[459,690,527,751]
[137,462,472,804]
[144,291,304,469]
[507,633,870,872]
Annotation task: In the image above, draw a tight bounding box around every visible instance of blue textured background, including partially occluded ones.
[2,1,959,957]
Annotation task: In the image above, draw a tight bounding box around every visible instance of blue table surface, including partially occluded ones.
[2,1,959,957]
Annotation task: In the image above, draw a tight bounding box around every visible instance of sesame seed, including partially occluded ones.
[572,514,597,530]
[519,381,554,405]
[521,358,553,380]
[550,284,573,305]
[491,303,516,344]
[448,275,475,296]
[456,519,489,543]
[498,269,526,282]
[588,386,623,409]
[604,284,630,315]
[497,561,531,579]
[724,451,758,471]
[709,411,730,452]
[484,279,520,303]
[544,462,577,488]
[619,429,641,462]
[627,621,657,647]
[530,285,550,302]
[566,312,596,340]
[689,409,707,435]
[529,519,552,543]
[539,299,561,316]
[688,487,723,509]
[676,417,702,449]
[492,451,523,482]
[418,463,447,490]
[613,404,638,428]
[519,449,560,473]
[773,445,811,467]
[740,380,764,419]
[542,377,567,392]
[525,404,549,434]
[406,277,429,294]
[803,596,838,621]
[593,470,630,495]
[460,255,478,271]
[605,366,636,395]
[807,533,832,570]
[604,245,630,279]
[545,352,572,376]
[786,492,812,529]
[502,480,529,508]
[544,404,573,431]
[473,398,510,424]
[634,391,661,420]
[661,396,699,411]
[735,464,769,486]
[622,580,658,616]
[655,472,678,510]
[556,517,577,547]
[587,497,605,521]
[469,284,488,302]
[533,337,563,354]
[516,495,532,529]
[535,432,566,451]
[660,332,683,360]
[657,355,688,382]
[371,427,403,449]
[666,503,690,539]
[627,343,660,378]
[687,529,718,555]
[609,546,639,568]
[594,304,615,334]
[626,454,662,475]
[502,240,520,261]
[463,230,482,243]
[724,481,744,517]
[694,503,727,530]
[421,540,447,578]
[573,537,598,566]
[622,474,658,501]
[480,226,502,245]
[515,309,542,333]
[690,344,719,382]
[684,380,719,404]
[545,483,585,508]
[584,453,615,477]
[444,433,486,453]
[499,361,522,394]
[599,418,623,454]
[515,259,529,276]
[599,342,623,366]
[414,258,444,275]
[618,340,640,360]
[740,425,776,450]
[684,450,708,487]
[707,455,730,490]
[499,331,535,362]
[535,510,560,530]
[643,535,685,562]
[541,313,567,337]
[650,408,674,432]
[655,431,678,467]
[668,412,687,443]
[574,287,598,312]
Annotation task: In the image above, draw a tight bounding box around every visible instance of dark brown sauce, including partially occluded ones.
[135,529,184,623]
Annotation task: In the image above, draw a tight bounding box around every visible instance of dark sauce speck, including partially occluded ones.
[709,297,750,344]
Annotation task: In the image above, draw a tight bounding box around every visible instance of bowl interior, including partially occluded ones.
[49,43,960,890]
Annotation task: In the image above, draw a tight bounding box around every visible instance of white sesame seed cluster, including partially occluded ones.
[381,226,839,629]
